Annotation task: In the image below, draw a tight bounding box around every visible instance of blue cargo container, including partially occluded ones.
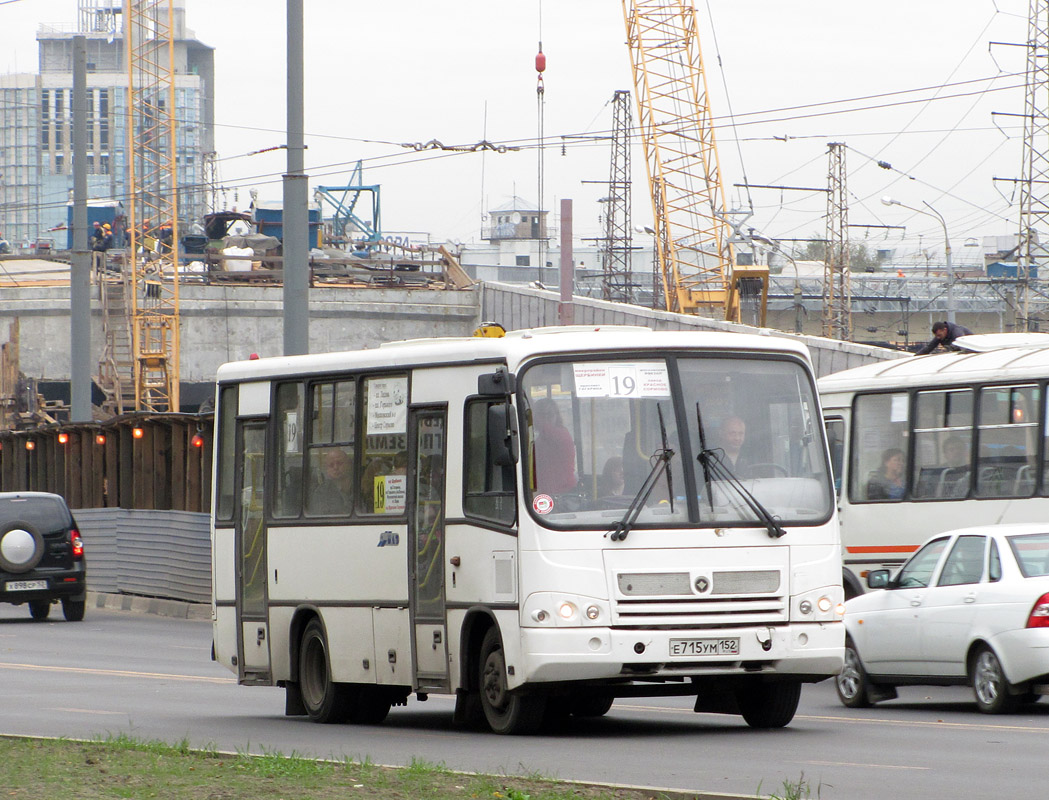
[252,202,322,245]
[66,201,125,249]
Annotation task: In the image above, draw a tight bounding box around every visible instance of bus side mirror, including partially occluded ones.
[866,569,891,589]
[488,403,519,466]
[478,368,516,397]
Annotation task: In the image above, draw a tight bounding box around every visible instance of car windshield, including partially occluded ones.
[1007,532,1049,578]
[0,496,70,533]
[520,354,833,529]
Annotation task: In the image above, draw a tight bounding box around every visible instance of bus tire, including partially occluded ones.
[478,627,546,735]
[349,687,392,725]
[836,638,873,708]
[299,618,352,724]
[971,645,1018,714]
[570,693,614,717]
[736,681,801,729]
[842,570,864,601]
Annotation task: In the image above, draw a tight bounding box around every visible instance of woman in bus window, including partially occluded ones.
[867,447,906,500]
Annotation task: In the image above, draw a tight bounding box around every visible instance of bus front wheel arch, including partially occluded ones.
[843,569,864,601]
[477,626,546,734]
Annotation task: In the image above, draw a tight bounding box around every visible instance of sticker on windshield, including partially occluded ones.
[573,363,670,398]
[533,494,554,514]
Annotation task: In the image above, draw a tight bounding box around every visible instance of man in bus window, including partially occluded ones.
[915,321,973,355]
[311,448,353,515]
[716,415,749,471]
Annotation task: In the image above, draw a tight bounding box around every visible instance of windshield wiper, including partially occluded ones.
[695,402,785,539]
[608,404,675,542]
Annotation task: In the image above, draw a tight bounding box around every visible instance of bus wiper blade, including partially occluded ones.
[608,405,674,542]
[696,444,786,539]
[695,403,714,513]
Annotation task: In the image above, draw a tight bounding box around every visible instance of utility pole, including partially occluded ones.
[823,143,851,340]
[601,90,633,303]
[1017,0,1049,331]
[283,0,309,355]
[70,35,91,422]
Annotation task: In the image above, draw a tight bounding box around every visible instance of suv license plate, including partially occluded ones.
[5,580,47,592]
[669,637,740,657]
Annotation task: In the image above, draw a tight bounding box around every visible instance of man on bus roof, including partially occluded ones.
[915,320,973,355]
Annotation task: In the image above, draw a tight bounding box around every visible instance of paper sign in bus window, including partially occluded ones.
[367,377,408,435]
[572,362,670,398]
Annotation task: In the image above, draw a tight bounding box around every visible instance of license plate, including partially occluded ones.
[5,580,47,592]
[669,637,740,657]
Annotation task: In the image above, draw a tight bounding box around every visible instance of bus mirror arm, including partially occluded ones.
[488,403,519,465]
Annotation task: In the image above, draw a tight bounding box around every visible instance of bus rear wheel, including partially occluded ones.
[478,627,545,735]
[299,618,353,723]
[736,681,801,729]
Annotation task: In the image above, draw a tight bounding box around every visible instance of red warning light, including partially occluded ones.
[57,432,69,445]
[191,433,205,448]
[95,433,106,446]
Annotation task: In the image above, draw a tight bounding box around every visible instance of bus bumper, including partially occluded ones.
[516,621,844,685]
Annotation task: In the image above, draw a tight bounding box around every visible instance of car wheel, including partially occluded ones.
[971,646,1018,714]
[836,639,873,708]
[478,627,546,734]
[0,521,45,573]
[28,599,50,620]
[298,618,353,723]
[62,597,86,622]
[736,681,802,729]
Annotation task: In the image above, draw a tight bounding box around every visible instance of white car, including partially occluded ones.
[836,524,1049,714]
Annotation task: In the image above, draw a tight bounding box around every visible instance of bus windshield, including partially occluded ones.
[520,354,833,529]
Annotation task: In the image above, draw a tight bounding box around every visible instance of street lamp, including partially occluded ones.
[882,196,954,323]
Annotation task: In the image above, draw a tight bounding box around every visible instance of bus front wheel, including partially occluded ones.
[299,618,353,724]
[736,681,801,728]
[478,627,545,735]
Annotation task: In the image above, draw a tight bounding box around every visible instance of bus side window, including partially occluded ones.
[215,384,238,521]
[359,375,409,515]
[273,381,305,518]
[463,399,516,526]
[849,392,908,503]
[823,417,844,495]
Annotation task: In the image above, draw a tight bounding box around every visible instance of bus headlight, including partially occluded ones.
[792,587,844,622]
[523,594,610,627]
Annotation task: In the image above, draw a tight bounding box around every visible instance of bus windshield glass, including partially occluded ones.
[521,354,833,529]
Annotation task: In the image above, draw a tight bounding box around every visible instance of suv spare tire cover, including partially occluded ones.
[0,520,46,573]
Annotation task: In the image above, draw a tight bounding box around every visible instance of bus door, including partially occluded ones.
[236,421,271,684]
[409,407,449,692]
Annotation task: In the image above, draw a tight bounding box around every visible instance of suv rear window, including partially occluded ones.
[0,496,72,533]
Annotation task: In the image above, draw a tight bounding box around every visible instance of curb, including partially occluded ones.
[88,591,211,622]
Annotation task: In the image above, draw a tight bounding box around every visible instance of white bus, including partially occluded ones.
[818,335,1049,598]
[210,326,843,734]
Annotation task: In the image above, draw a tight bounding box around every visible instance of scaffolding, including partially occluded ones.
[823,143,851,339]
[601,90,634,303]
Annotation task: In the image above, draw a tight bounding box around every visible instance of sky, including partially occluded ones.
[0,0,1040,267]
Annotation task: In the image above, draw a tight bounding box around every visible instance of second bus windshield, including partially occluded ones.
[520,354,832,529]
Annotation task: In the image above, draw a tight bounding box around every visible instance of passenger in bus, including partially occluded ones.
[598,456,626,497]
[532,398,577,494]
[310,448,354,515]
[942,436,969,468]
[866,447,906,500]
[915,321,973,355]
[715,415,749,471]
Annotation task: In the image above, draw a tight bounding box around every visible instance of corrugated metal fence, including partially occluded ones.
[480,281,904,377]
[74,508,211,604]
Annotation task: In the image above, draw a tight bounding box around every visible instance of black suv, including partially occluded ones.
[0,492,86,621]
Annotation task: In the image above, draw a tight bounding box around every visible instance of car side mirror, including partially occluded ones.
[866,569,891,589]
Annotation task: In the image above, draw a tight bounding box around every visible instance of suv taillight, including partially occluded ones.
[1026,593,1049,628]
[70,529,83,559]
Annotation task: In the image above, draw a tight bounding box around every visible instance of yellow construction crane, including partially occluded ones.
[623,1,767,324]
[119,0,181,412]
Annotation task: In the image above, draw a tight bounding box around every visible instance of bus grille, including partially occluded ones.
[613,570,785,627]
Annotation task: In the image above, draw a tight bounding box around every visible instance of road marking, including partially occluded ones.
[0,661,232,685]
[800,760,929,771]
[51,708,126,716]
[615,702,1049,733]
